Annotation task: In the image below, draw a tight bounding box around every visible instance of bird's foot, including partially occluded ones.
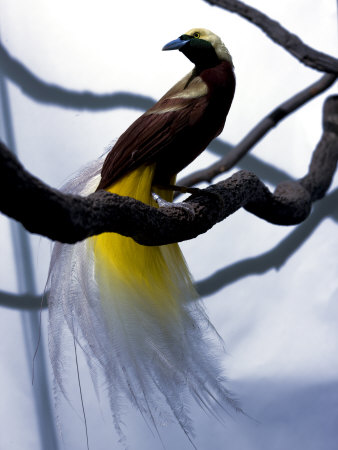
[152,183,225,218]
[151,192,195,214]
[154,183,202,195]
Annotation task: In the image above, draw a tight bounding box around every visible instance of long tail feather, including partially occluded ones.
[47,157,240,446]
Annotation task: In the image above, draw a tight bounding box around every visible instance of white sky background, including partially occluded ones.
[0,0,337,449]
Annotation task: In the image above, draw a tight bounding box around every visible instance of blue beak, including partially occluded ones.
[162,37,190,51]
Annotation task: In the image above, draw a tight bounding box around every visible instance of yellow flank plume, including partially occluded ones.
[92,164,196,320]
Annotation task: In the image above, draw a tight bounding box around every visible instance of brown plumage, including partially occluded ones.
[97,28,235,190]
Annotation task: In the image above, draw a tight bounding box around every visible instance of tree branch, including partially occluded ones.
[0,95,336,246]
[178,73,337,188]
[2,187,338,311]
[203,0,338,73]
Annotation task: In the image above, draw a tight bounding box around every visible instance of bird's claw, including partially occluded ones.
[152,192,195,215]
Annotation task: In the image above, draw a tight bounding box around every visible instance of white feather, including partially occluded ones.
[47,157,241,448]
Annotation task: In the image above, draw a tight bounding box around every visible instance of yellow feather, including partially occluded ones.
[92,164,197,320]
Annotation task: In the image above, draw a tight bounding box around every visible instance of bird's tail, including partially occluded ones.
[47,158,240,447]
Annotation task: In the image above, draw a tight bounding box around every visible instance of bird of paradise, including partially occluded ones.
[47,28,237,447]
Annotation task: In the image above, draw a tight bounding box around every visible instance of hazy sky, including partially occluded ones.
[0,0,337,449]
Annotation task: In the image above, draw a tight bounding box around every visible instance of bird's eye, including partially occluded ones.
[193,32,200,39]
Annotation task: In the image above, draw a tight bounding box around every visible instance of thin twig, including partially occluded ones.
[204,0,338,73]
[178,73,337,189]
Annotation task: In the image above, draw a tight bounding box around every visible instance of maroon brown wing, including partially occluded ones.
[97,94,209,190]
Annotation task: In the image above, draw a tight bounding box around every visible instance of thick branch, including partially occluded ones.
[204,0,338,73]
[0,96,336,246]
[178,73,337,188]
[2,187,338,311]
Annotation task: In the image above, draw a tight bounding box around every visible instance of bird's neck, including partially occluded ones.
[198,60,236,99]
[183,62,221,90]
[180,43,221,70]
[189,56,220,72]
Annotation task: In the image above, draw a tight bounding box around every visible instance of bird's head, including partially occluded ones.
[162,28,232,69]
